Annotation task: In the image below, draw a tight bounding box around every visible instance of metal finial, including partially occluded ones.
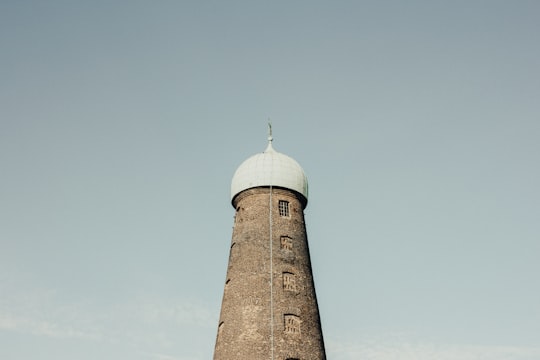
[267,120,273,142]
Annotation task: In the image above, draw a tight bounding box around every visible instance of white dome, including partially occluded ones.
[231,141,308,205]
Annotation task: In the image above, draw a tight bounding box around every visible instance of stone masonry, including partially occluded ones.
[213,187,326,360]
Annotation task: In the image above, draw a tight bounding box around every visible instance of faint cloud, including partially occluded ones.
[128,296,215,328]
[326,334,540,360]
[0,284,215,357]
[0,312,100,340]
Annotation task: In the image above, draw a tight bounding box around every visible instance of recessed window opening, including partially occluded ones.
[284,314,300,334]
[279,200,290,217]
[229,242,238,260]
[283,272,296,291]
[218,321,224,336]
[280,236,293,251]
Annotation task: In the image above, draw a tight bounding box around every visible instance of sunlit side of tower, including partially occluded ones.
[213,128,326,360]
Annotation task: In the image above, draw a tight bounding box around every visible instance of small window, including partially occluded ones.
[279,200,290,217]
[280,236,293,251]
[218,321,224,336]
[284,314,300,334]
[230,243,238,260]
[283,272,296,291]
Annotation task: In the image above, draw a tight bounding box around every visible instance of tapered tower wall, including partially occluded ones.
[213,187,326,360]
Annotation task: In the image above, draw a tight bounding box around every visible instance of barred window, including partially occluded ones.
[278,200,290,217]
[280,236,293,251]
[284,314,300,334]
[283,272,296,291]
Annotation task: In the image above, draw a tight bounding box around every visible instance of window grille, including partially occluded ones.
[280,236,293,251]
[283,272,296,291]
[278,200,290,217]
[284,314,300,334]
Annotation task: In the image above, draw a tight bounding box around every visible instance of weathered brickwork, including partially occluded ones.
[213,187,326,360]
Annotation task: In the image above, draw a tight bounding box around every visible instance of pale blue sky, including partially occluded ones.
[1,1,539,359]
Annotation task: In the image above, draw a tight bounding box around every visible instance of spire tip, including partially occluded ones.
[267,120,273,142]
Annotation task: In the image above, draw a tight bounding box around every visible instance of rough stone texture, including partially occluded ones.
[213,187,326,360]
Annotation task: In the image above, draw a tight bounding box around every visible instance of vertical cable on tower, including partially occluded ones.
[268,122,275,360]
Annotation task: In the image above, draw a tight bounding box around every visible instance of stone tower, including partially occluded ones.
[213,129,326,360]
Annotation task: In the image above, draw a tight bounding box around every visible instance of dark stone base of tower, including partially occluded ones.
[214,187,326,360]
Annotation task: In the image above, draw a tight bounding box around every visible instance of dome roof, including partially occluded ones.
[231,140,308,206]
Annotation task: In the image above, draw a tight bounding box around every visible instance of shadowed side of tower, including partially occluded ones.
[213,133,326,360]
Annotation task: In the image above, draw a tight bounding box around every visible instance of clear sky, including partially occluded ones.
[1,1,539,359]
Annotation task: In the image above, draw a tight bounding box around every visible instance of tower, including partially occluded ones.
[213,128,326,360]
